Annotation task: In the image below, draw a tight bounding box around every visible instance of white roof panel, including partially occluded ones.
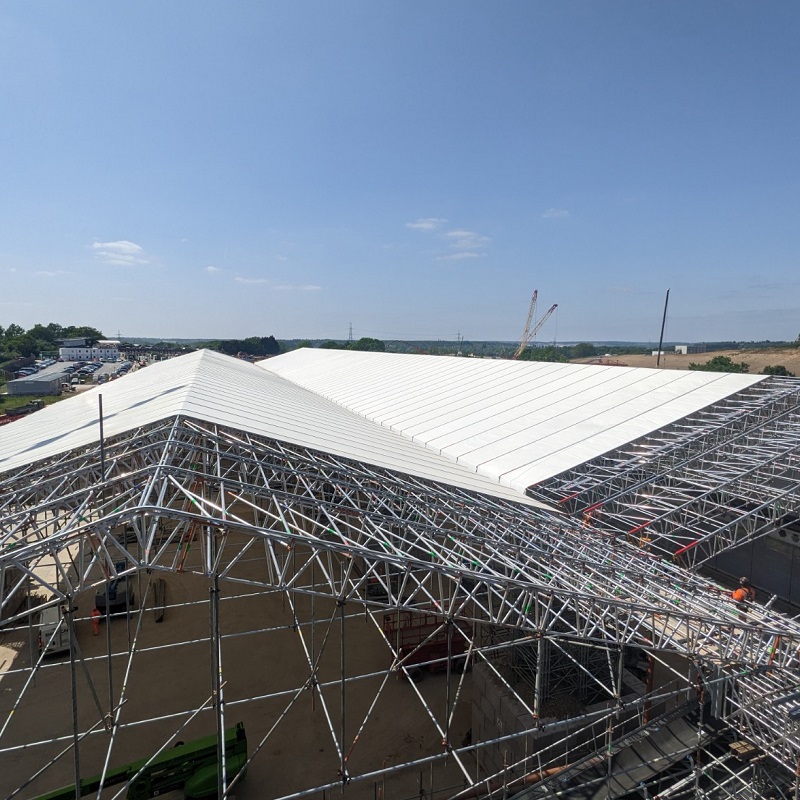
[0,350,545,508]
[1,348,765,507]
[260,349,764,491]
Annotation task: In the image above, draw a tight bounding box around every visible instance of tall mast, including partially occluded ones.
[656,288,670,368]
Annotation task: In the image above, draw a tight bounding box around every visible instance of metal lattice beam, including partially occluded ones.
[3,411,800,797]
[527,376,800,568]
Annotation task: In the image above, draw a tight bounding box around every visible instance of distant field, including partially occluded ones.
[579,347,800,375]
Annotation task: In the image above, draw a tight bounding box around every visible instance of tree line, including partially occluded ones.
[0,323,104,360]
[688,355,795,376]
[206,336,281,357]
[2,321,797,370]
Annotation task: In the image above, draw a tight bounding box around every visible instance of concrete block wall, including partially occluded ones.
[709,535,800,610]
[472,662,647,780]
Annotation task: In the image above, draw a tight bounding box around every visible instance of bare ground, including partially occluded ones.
[577,347,800,375]
[0,542,473,800]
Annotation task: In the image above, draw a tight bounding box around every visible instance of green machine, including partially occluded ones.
[35,723,247,800]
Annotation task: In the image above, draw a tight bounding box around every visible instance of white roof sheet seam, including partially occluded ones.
[415,364,658,449]
[0,350,549,509]
[483,376,755,483]
[259,350,764,492]
[390,363,586,433]
[354,359,545,420]
[466,370,709,470]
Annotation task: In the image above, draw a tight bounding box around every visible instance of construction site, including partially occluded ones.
[1,347,800,800]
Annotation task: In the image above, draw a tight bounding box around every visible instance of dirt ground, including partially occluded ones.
[578,346,800,375]
[0,539,474,800]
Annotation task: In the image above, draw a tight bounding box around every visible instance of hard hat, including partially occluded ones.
[739,576,750,586]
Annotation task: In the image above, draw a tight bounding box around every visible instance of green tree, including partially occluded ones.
[4,323,24,339]
[688,355,750,373]
[349,337,385,352]
[319,340,344,349]
[518,345,568,363]
[9,334,41,357]
[214,336,280,357]
[571,342,597,359]
[762,365,795,377]
[242,336,280,356]
[28,323,63,343]
[62,325,104,341]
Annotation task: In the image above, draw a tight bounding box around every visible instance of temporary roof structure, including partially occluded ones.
[259,349,763,491]
[1,348,760,503]
[0,350,546,507]
[2,348,800,800]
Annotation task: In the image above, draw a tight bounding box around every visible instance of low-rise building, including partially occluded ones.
[675,344,707,355]
[7,373,63,396]
[59,338,120,362]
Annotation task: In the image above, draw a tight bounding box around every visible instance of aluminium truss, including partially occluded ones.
[527,376,800,568]
[2,412,800,798]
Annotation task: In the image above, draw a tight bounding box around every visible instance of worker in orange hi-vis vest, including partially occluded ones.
[582,507,599,529]
[731,577,756,618]
[91,607,101,635]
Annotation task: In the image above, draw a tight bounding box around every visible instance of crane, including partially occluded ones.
[530,303,558,341]
[513,290,538,359]
[513,294,558,359]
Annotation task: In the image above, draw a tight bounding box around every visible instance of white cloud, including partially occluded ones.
[407,220,490,262]
[92,240,142,254]
[205,266,221,274]
[91,240,150,267]
[234,276,269,285]
[444,229,490,250]
[36,270,70,277]
[406,217,447,232]
[233,276,321,290]
[542,208,570,219]
[437,251,482,262]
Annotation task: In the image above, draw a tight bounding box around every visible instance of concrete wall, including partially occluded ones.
[708,532,800,609]
[471,662,646,780]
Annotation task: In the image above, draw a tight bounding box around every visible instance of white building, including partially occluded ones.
[59,339,120,362]
[675,344,707,355]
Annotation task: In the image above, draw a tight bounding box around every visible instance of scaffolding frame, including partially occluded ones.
[2,404,800,798]
[528,376,800,568]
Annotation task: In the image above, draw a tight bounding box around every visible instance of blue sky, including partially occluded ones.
[1,2,798,343]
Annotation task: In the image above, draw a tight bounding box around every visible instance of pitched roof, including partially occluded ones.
[0,350,545,507]
[0,348,763,504]
[260,349,764,491]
